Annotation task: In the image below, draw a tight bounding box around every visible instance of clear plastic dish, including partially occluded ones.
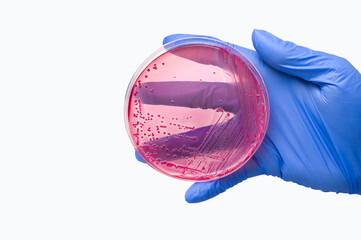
[125,37,269,181]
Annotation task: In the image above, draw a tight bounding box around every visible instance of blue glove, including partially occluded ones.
[135,29,361,203]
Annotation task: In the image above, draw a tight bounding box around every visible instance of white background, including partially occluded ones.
[0,0,360,239]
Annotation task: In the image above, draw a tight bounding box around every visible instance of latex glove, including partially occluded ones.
[135,30,361,203]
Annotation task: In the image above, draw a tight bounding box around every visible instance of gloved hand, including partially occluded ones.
[135,29,361,203]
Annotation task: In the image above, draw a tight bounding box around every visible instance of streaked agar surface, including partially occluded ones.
[126,41,268,181]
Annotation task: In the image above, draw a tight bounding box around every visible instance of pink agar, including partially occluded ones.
[127,44,268,181]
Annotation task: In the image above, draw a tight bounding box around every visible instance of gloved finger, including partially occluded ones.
[163,34,220,45]
[185,157,264,203]
[139,125,212,161]
[137,113,242,161]
[251,29,353,86]
[163,34,260,69]
[138,81,240,113]
[135,151,146,163]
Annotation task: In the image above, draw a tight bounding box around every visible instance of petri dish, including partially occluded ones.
[125,37,269,181]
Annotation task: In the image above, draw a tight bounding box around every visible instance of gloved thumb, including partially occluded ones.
[135,151,146,163]
[185,158,263,203]
[251,29,355,86]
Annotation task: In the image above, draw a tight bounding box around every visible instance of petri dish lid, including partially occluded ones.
[125,37,269,181]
